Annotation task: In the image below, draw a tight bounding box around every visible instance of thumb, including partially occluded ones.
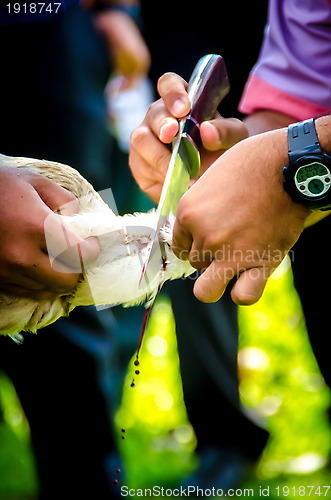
[157,72,191,118]
[44,212,100,272]
[32,174,79,216]
[230,268,270,305]
[200,118,248,151]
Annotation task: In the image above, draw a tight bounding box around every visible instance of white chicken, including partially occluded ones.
[0,153,195,342]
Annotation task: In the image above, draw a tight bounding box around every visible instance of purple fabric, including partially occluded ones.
[240,0,331,114]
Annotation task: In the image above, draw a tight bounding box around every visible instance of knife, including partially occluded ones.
[140,54,230,290]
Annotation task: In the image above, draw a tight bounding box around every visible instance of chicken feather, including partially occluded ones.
[0,154,195,341]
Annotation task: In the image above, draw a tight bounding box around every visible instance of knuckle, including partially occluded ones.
[130,125,149,150]
[58,195,79,216]
[145,99,164,122]
[153,145,171,173]
[202,233,219,252]
[4,244,30,268]
[176,196,191,226]
[157,72,175,93]
[157,72,188,104]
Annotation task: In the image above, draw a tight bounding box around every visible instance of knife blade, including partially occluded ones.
[140,54,230,290]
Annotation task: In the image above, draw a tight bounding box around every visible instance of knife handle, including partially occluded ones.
[183,54,230,150]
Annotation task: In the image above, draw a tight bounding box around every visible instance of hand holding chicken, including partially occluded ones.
[0,154,194,341]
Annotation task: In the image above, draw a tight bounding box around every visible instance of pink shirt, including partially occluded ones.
[239,0,331,120]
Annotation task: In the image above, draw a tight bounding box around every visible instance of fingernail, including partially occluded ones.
[160,118,178,143]
[159,124,168,143]
[201,121,223,148]
[172,99,188,117]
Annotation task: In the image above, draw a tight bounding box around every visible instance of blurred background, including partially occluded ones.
[1,1,331,499]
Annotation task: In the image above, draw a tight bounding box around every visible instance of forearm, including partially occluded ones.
[315,115,331,155]
[243,110,297,136]
[243,111,331,227]
[244,111,331,152]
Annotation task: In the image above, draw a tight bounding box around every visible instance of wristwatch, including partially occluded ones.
[283,118,331,210]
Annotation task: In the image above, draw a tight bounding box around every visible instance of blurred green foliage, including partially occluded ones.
[1,258,331,498]
[115,298,198,489]
[238,258,331,480]
[0,374,39,499]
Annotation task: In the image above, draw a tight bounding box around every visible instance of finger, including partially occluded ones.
[130,126,171,178]
[128,149,163,202]
[56,236,100,271]
[0,273,48,291]
[22,251,81,291]
[43,213,100,271]
[188,239,213,270]
[157,73,190,118]
[0,283,61,300]
[0,230,83,294]
[200,118,248,152]
[31,174,79,215]
[230,267,270,305]
[159,118,180,144]
[193,260,235,303]
[172,219,193,260]
[188,251,212,270]
[143,99,179,144]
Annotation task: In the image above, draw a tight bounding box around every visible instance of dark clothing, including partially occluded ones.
[291,216,331,391]
[0,6,127,498]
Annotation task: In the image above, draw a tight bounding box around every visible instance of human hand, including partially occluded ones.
[0,165,100,299]
[93,9,151,84]
[129,72,248,202]
[172,128,310,305]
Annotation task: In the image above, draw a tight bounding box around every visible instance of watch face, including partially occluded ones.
[294,161,331,198]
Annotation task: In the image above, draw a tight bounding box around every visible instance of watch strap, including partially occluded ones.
[288,118,321,162]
